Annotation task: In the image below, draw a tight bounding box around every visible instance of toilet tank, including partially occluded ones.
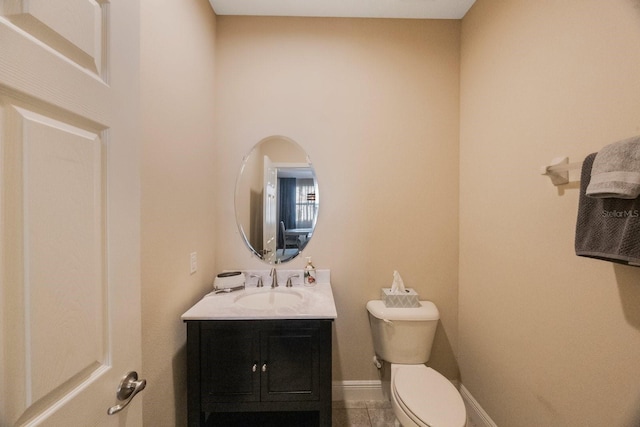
[366,300,439,364]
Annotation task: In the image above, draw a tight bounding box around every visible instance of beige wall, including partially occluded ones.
[138,2,640,425]
[140,0,217,425]
[213,17,461,382]
[459,1,640,426]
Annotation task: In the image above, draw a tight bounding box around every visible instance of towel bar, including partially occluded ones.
[541,157,583,186]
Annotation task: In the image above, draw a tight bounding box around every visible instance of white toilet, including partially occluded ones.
[366,300,466,427]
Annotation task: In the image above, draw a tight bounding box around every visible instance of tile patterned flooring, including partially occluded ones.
[332,401,398,427]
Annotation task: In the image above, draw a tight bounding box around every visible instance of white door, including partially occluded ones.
[263,155,277,263]
[0,1,142,426]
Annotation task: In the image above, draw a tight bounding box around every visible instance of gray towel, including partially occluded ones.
[576,153,640,267]
[586,135,640,199]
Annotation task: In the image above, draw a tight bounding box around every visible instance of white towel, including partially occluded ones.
[586,135,640,199]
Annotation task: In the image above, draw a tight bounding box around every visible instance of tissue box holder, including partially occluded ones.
[381,288,420,308]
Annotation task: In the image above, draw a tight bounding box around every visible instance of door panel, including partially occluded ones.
[7,105,106,413]
[2,0,105,74]
[0,1,141,425]
[0,11,109,123]
[263,155,277,262]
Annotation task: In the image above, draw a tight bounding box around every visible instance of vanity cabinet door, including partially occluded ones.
[199,322,260,402]
[260,325,321,402]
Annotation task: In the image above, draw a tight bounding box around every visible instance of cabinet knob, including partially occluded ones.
[262,363,267,372]
[252,363,257,372]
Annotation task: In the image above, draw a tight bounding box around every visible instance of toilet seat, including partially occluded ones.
[392,365,466,427]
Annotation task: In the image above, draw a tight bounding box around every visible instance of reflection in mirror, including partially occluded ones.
[235,136,319,264]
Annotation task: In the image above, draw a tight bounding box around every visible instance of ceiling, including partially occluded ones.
[208,0,476,20]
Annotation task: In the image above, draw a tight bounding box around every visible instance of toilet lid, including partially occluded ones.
[393,365,466,427]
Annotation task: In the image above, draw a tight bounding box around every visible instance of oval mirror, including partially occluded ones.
[235,136,319,264]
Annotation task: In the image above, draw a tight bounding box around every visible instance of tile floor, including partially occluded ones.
[332,400,398,427]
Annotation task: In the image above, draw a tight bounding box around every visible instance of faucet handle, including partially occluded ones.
[286,274,300,287]
[250,274,263,288]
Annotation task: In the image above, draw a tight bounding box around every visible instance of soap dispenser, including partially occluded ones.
[304,257,316,286]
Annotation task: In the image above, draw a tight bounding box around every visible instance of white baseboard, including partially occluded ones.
[460,384,497,427]
[332,380,385,401]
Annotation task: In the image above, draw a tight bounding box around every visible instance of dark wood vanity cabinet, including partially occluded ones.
[186,319,332,427]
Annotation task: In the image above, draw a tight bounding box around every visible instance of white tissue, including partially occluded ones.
[390,270,406,294]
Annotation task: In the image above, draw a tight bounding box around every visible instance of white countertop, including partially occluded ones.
[181,269,337,320]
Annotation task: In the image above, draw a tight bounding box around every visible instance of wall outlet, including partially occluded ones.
[190,252,197,275]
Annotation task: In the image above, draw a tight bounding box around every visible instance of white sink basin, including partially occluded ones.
[234,289,304,310]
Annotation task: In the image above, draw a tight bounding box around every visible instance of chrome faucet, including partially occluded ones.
[270,268,278,288]
[250,274,263,288]
[286,274,300,287]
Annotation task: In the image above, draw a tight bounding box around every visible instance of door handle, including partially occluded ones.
[107,371,147,415]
